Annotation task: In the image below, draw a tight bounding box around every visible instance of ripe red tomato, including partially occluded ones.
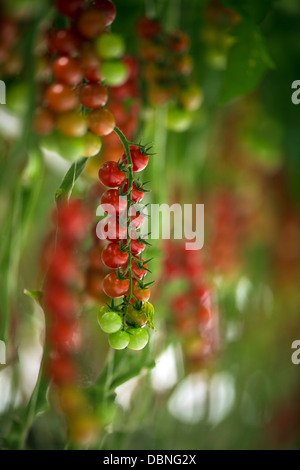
[44,285,77,320]
[132,280,150,302]
[136,17,161,39]
[80,47,102,82]
[101,242,129,268]
[87,108,115,136]
[122,146,149,172]
[47,355,78,385]
[130,213,145,230]
[101,189,127,214]
[33,108,55,136]
[55,199,92,242]
[126,258,148,279]
[98,161,126,188]
[79,83,108,109]
[45,84,78,113]
[122,181,144,203]
[55,0,85,17]
[48,320,81,353]
[97,217,127,242]
[77,10,106,39]
[47,247,79,283]
[53,57,82,86]
[48,29,79,56]
[103,272,129,298]
[92,0,116,26]
[129,238,146,255]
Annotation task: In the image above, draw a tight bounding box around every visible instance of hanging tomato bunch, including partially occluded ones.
[33,0,129,162]
[96,135,154,350]
[41,199,101,446]
[160,240,219,370]
[137,15,203,132]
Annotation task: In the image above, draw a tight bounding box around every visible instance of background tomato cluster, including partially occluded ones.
[0,0,300,450]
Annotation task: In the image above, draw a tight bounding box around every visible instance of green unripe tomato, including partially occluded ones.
[127,328,149,351]
[58,135,86,161]
[96,33,125,60]
[101,60,129,86]
[167,105,192,132]
[97,306,110,324]
[99,311,122,334]
[109,330,130,350]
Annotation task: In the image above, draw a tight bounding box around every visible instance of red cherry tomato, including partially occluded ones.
[45,84,78,113]
[87,108,115,136]
[48,320,81,353]
[103,272,129,298]
[53,56,83,86]
[129,238,146,255]
[47,355,78,385]
[123,180,144,202]
[77,10,106,39]
[122,145,149,172]
[79,83,108,109]
[55,0,85,17]
[123,258,147,279]
[101,189,127,214]
[48,29,79,56]
[97,217,127,242]
[44,285,78,320]
[55,199,92,242]
[47,247,79,283]
[98,161,126,188]
[101,242,129,268]
[92,0,116,26]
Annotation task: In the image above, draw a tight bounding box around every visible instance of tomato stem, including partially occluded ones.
[113,127,134,316]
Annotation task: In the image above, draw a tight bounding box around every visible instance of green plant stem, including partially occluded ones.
[114,127,134,316]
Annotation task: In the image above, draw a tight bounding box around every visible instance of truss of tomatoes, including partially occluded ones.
[96,144,155,351]
[34,0,131,162]
[136,16,203,132]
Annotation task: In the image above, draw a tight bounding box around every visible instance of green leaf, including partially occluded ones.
[55,158,87,202]
[24,289,43,305]
[219,22,275,103]
[141,302,155,330]
[221,0,274,23]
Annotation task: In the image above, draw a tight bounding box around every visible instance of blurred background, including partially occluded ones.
[0,0,300,450]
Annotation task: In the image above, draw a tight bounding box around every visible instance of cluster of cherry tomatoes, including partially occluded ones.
[201,0,239,70]
[42,199,101,445]
[34,0,129,161]
[86,54,141,178]
[161,240,219,369]
[95,144,154,350]
[137,16,203,132]
[208,189,244,276]
[0,13,23,78]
